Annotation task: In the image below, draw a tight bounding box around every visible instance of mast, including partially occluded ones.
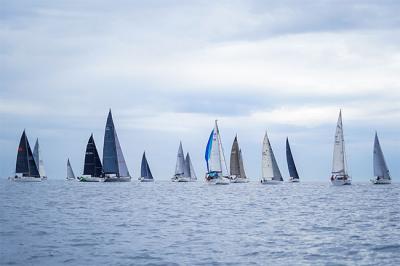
[16,130,39,177]
[230,136,240,177]
[286,138,299,179]
[373,132,391,180]
[83,134,103,177]
[175,142,185,176]
[262,131,283,181]
[332,110,346,176]
[103,110,130,177]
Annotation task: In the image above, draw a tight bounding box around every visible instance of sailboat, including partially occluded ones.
[66,158,76,180]
[286,138,300,182]
[261,131,283,184]
[185,153,197,182]
[205,120,230,185]
[33,139,47,180]
[229,136,248,183]
[330,110,351,185]
[371,132,391,184]
[9,130,42,182]
[172,142,186,182]
[102,110,131,182]
[139,152,154,182]
[78,134,104,182]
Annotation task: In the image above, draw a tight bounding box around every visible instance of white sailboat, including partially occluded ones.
[172,142,187,182]
[9,130,43,182]
[204,120,230,185]
[261,131,283,184]
[66,158,76,180]
[229,136,249,183]
[371,132,391,184]
[330,110,351,185]
[33,139,47,180]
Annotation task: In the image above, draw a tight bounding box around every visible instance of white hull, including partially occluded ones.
[260,179,283,185]
[206,176,230,185]
[104,176,131,182]
[230,177,249,183]
[331,178,351,186]
[370,177,391,184]
[9,176,43,182]
[78,176,103,182]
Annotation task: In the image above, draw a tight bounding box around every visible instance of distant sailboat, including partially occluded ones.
[33,139,47,180]
[66,158,76,180]
[172,142,186,182]
[102,110,131,182]
[330,110,351,185]
[261,131,283,184]
[139,152,154,182]
[286,138,299,182]
[205,120,230,185]
[185,153,197,181]
[371,132,391,184]
[9,130,42,182]
[229,136,248,183]
[78,134,104,182]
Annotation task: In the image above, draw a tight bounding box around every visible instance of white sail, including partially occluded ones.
[67,159,75,179]
[209,121,223,173]
[373,133,391,180]
[187,153,197,180]
[175,142,185,176]
[262,131,283,181]
[33,139,46,178]
[238,149,247,179]
[332,111,347,175]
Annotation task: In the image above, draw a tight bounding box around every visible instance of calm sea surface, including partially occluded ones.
[0,180,399,266]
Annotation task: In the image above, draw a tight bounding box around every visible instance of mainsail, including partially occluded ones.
[15,130,40,177]
[83,134,103,177]
[175,142,185,176]
[286,138,299,179]
[33,139,46,178]
[238,149,247,179]
[230,136,240,176]
[373,132,391,180]
[332,110,347,176]
[67,159,76,179]
[205,120,228,175]
[262,131,283,181]
[141,152,153,180]
[185,153,197,180]
[103,110,130,177]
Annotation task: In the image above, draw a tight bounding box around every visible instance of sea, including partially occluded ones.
[0,179,399,266]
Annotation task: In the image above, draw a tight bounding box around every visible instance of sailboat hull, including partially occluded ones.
[229,177,249,183]
[9,176,43,182]
[330,177,351,186]
[260,179,282,185]
[139,178,154,182]
[288,177,300,183]
[104,176,131,182]
[66,178,76,181]
[205,174,230,185]
[370,177,391,184]
[78,176,103,182]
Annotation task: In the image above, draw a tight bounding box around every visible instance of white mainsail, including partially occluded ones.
[33,139,46,178]
[175,142,185,176]
[332,111,347,176]
[262,131,283,181]
[238,149,247,179]
[373,132,391,180]
[187,153,197,180]
[67,159,75,179]
[208,120,228,175]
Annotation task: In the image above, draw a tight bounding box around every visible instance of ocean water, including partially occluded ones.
[0,180,399,266]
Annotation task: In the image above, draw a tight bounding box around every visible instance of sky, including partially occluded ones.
[1,0,399,181]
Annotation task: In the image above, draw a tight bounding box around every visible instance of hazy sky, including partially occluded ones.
[1,0,399,181]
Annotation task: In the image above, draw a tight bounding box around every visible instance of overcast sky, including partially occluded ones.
[1,0,399,181]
